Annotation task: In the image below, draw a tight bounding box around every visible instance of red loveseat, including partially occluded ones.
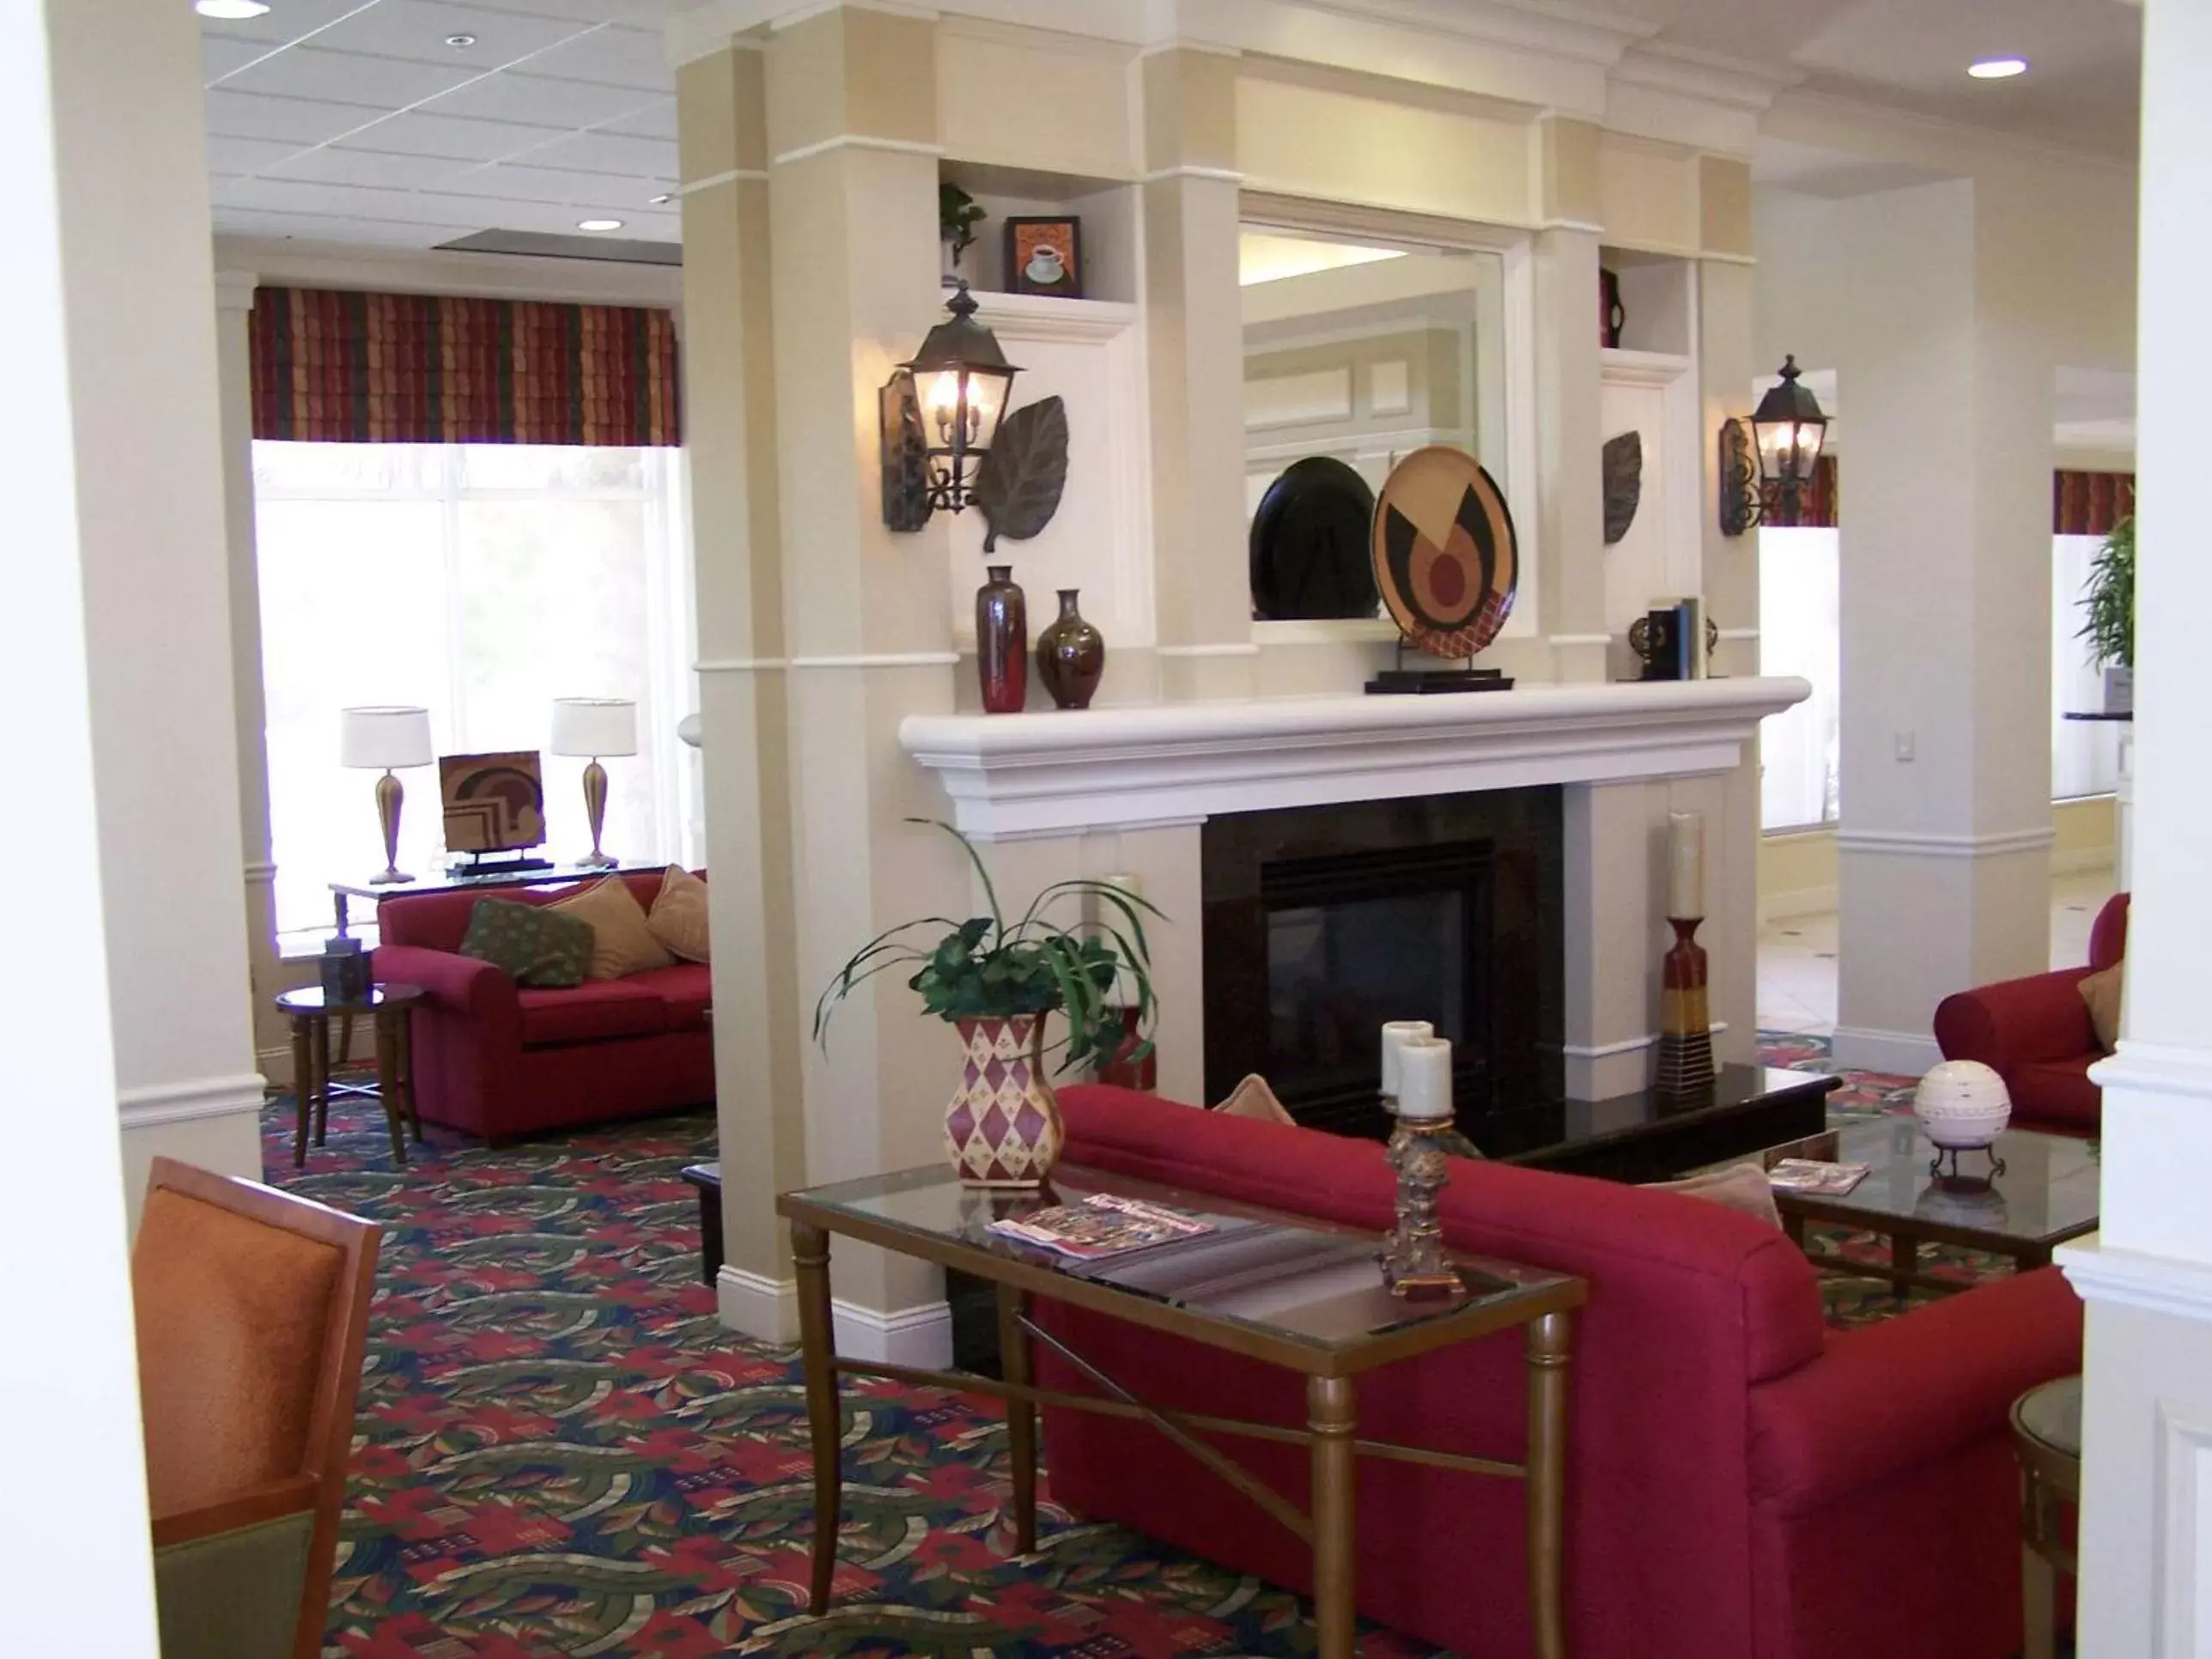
[373,872,714,1143]
[1934,891,2128,1132]
[1039,1085,2081,1659]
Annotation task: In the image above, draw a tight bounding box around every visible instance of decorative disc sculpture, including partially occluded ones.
[1370,446,1520,660]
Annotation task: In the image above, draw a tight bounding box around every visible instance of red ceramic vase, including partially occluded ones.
[976,566,1027,714]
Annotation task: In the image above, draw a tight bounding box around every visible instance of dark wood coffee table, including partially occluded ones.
[1766,1117,2099,1297]
[1496,1064,1841,1182]
[779,1163,1588,1659]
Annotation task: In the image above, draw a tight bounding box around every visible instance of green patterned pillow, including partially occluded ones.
[458,899,592,989]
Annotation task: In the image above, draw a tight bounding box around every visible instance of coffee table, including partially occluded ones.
[1767,1117,2099,1297]
[778,1164,1588,1659]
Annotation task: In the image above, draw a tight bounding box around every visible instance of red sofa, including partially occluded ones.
[1039,1085,2081,1659]
[373,872,714,1143]
[1934,891,2128,1132]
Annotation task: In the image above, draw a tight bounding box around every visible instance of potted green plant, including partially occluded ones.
[2080,514,2134,714]
[814,820,1160,1188]
[939,182,987,289]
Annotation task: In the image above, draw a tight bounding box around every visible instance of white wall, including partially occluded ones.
[0,3,161,1648]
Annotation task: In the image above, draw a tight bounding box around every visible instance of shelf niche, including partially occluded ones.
[939,161,1140,307]
[1600,247,1695,359]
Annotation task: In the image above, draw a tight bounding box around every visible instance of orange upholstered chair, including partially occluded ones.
[132,1158,380,1659]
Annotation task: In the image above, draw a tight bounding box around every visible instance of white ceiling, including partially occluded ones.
[201,0,683,251]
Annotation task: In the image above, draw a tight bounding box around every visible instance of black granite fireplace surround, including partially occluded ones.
[1201,788,1564,1143]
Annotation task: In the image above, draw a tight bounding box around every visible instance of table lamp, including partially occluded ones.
[339,705,434,884]
[550,696,637,868]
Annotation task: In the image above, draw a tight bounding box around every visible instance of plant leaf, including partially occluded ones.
[975,397,1070,554]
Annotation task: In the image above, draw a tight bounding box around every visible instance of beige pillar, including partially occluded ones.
[1532,118,1607,684]
[50,0,264,1219]
[1140,47,1254,702]
[3,2,162,1644]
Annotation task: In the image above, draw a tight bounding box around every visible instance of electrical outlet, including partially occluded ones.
[1894,732,1917,763]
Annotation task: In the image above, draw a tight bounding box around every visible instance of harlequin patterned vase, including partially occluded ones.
[945,1013,1064,1188]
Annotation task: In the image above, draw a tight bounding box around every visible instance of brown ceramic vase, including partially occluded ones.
[1035,587,1105,710]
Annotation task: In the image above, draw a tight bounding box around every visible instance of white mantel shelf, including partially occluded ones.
[902,677,1812,840]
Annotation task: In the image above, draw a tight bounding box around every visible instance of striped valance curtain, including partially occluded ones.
[251,286,681,446]
[1768,462,2131,536]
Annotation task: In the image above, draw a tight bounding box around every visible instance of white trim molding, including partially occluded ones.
[772,133,945,167]
[244,859,278,885]
[1153,642,1261,659]
[714,1267,952,1365]
[1835,826,2057,860]
[2059,1236,2212,1323]
[790,652,960,670]
[1830,1025,1942,1076]
[2091,1040,2212,1106]
[118,1073,269,1132]
[902,676,1809,840]
[1139,164,1247,185]
[718,1266,800,1344]
[681,167,771,194]
[696,657,792,674]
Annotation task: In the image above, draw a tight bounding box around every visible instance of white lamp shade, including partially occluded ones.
[676,713,702,749]
[550,696,638,758]
[338,705,433,770]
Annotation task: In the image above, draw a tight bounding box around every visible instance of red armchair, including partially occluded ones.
[372,872,714,1143]
[1934,891,2127,1132]
[1038,1085,2082,1659]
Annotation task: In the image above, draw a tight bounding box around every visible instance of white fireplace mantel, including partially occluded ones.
[901,677,1812,840]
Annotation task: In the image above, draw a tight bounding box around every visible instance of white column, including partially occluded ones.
[48,0,264,1218]
[0,2,161,1650]
[2063,2,2212,1650]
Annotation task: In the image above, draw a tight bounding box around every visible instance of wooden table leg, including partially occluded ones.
[1527,1310,1573,1659]
[1307,1373,1357,1659]
[997,1284,1037,1554]
[290,1017,313,1169]
[793,1220,842,1616]
[311,1018,332,1147]
[2021,1474,2057,1659]
[399,1014,422,1142]
[1889,1230,1918,1301]
[337,1011,356,1081]
[1782,1209,1807,1251]
[696,1185,724,1285]
[374,1012,407,1168]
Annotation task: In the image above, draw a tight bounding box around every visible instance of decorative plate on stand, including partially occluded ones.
[1370,446,1520,659]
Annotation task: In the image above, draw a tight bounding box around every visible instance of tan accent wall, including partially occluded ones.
[939,21,1135,179]
[1540,117,1601,226]
[1597,133,1699,255]
[763,7,938,157]
[1142,47,1237,173]
[1698,155,1753,260]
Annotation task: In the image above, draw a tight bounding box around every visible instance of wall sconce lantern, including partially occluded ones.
[881,281,1021,530]
[1719,355,1829,537]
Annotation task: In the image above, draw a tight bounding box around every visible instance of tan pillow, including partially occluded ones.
[1213,1073,1297,1127]
[550,877,675,981]
[647,866,711,963]
[1644,1163,1783,1231]
[2080,959,2124,1053]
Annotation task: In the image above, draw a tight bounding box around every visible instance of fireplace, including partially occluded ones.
[1202,789,1563,1140]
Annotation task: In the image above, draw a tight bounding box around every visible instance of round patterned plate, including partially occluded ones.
[1370,446,1519,659]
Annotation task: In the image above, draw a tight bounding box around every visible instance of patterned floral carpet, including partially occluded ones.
[265,1038,1982,1658]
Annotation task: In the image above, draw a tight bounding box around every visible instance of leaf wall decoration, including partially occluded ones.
[975,396,1069,553]
[1602,429,1643,547]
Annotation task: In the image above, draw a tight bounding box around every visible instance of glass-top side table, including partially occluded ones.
[274,982,424,1170]
[2012,1374,2081,1659]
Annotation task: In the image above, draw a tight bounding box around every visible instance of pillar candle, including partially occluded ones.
[1396,1036,1454,1120]
[1380,1020,1434,1101]
[1100,872,1143,1005]
[1668,811,1705,920]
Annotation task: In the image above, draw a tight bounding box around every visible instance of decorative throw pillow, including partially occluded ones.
[2079,959,2124,1054]
[647,866,711,963]
[457,898,592,989]
[550,877,675,981]
[1213,1073,1297,1127]
[526,908,595,989]
[1643,1163,1784,1231]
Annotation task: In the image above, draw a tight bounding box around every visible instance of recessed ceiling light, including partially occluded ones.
[649,192,673,205]
[445,32,477,47]
[577,218,624,232]
[195,0,271,17]
[1968,58,2029,79]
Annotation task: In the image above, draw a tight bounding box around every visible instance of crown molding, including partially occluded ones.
[1611,40,1802,113]
[1768,86,2138,179]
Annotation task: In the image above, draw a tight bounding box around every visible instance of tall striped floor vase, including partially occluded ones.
[1656,915,1717,1097]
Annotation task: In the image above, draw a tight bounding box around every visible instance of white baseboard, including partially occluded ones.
[714,1266,953,1366]
[1830,1025,1942,1076]
[117,1072,269,1131]
[1758,883,1838,927]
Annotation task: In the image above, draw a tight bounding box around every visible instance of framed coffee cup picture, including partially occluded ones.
[1006,216,1083,299]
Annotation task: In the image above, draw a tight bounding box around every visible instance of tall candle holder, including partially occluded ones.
[1655,915,1717,1097]
[1381,1115,1461,1298]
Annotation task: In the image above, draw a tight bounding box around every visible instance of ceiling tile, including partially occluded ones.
[500,127,677,181]
[205,87,383,144]
[307,1,595,68]
[595,98,677,141]
[195,0,381,48]
[515,25,671,92]
[466,0,675,22]
[418,67,663,127]
[219,174,501,228]
[330,109,567,161]
[203,35,270,83]
[220,44,484,108]
[432,161,665,205]
[214,207,460,250]
[412,192,679,240]
[265,146,480,190]
[206,133,312,176]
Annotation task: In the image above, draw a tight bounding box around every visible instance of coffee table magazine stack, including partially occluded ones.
[777,1162,1587,1659]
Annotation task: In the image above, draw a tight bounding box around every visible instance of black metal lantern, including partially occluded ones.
[880,281,1020,527]
[1719,355,1830,537]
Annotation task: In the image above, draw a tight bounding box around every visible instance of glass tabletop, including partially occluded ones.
[1775,1116,2100,1245]
[273,981,423,1014]
[784,1163,1576,1356]
[2016,1375,2081,1460]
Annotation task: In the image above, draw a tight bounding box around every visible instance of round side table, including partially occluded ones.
[2011,1374,2081,1659]
[275,982,425,1170]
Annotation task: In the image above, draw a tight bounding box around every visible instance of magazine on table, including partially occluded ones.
[1766,1158,1871,1195]
[988,1194,1218,1261]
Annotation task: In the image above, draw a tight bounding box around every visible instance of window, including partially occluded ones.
[2051,534,2123,800]
[255,443,696,946]
[1758,527,1841,831]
